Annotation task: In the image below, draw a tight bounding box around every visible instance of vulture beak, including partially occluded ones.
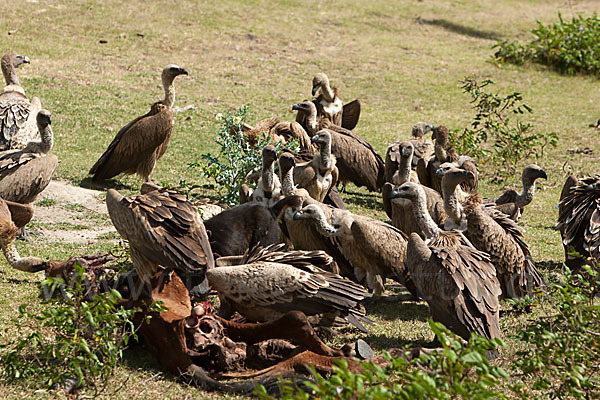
[401,147,412,157]
[292,210,303,220]
[310,135,319,144]
[178,68,189,76]
[312,86,319,96]
[539,170,548,180]
[389,188,401,199]
[426,124,435,132]
[22,56,31,64]
[291,103,302,111]
[47,115,52,125]
[435,168,445,177]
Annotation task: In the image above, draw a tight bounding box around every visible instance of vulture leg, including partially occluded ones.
[217,311,344,357]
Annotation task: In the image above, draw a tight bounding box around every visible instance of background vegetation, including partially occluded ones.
[0,0,599,398]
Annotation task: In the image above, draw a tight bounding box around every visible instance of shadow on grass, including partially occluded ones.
[366,299,429,322]
[417,17,502,41]
[364,332,432,351]
[79,177,139,192]
[535,260,564,272]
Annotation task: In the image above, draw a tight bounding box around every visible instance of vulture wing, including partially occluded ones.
[0,91,30,150]
[89,103,173,181]
[341,99,361,130]
[0,152,58,203]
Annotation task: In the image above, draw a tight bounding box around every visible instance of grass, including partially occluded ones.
[0,0,599,398]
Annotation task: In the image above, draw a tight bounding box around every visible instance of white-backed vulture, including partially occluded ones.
[416,125,459,193]
[293,204,413,296]
[484,164,547,221]
[0,52,41,151]
[207,244,372,332]
[439,168,545,299]
[244,145,282,207]
[89,64,188,182]
[383,142,446,238]
[271,195,353,276]
[293,130,338,202]
[408,122,435,170]
[306,72,361,130]
[0,110,58,205]
[0,198,44,272]
[557,175,600,271]
[106,186,214,284]
[388,182,501,342]
[293,101,384,191]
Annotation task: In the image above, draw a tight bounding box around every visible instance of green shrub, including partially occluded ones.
[255,320,508,400]
[510,260,600,399]
[189,106,297,206]
[451,77,558,179]
[493,13,600,76]
[0,263,141,396]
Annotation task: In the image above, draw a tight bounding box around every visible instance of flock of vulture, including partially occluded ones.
[0,51,599,363]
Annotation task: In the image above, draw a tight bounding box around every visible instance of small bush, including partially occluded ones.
[493,13,600,76]
[255,320,508,400]
[0,263,140,396]
[189,106,297,206]
[451,77,558,179]
[510,260,600,399]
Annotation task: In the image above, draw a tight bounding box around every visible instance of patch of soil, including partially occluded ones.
[34,180,116,244]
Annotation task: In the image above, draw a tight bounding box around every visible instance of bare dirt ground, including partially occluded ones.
[33,180,116,244]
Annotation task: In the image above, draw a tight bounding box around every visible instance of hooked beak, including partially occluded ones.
[389,188,402,199]
[435,168,446,177]
[178,68,189,76]
[311,135,319,144]
[292,103,302,111]
[539,170,548,180]
[22,56,31,64]
[312,86,319,96]
[293,210,303,220]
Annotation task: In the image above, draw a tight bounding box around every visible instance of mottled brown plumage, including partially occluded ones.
[0,52,41,151]
[389,182,501,341]
[89,64,188,182]
[384,141,419,186]
[207,244,372,332]
[106,186,214,283]
[293,101,384,191]
[557,175,600,271]
[408,122,435,170]
[293,130,338,202]
[0,110,57,204]
[417,125,459,193]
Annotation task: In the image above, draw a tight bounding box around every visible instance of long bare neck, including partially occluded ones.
[261,161,276,192]
[412,191,442,239]
[319,141,332,170]
[1,239,43,272]
[397,153,413,184]
[2,63,19,86]
[518,178,536,206]
[280,166,295,196]
[435,141,448,161]
[311,209,336,237]
[442,180,464,226]
[162,76,176,108]
[305,109,318,134]
[24,124,53,154]
[321,83,335,103]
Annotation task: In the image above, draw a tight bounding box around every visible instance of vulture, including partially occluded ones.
[89,64,188,182]
[383,142,446,238]
[385,122,434,180]
[0,198,44,272]
[305,72,361,130]
[238,117,311,150]
[416,125,459,193]
[106,186,214,284]
[439,168,545,299]
[389,182,502,342]
[384,140,420,186]
[557,175,600,271]
[293,204,414,297]
[0,52,41,151]
[206,244,372,332]
[293,101,384,192]
[241,145,282,207]
[293,130,338,203]
[484,164,547,221]
[0,110,58,205]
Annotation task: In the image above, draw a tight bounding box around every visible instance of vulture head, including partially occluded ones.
[261,145,278,165]
[162,64,188,81]
[399,141,414,159]
[312,72,330,96]
[278,152,296,173]
[311,130,332,148]
[292,101,317,117]
[36,109,52,128]
[412,122,435,139]
[435,162,456,177]
[389,181,424,203]
[292,204,336,235]
[432,125,450,145]
[1,53,30,86]
[522,164,548,185]
[441,168,475,190]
